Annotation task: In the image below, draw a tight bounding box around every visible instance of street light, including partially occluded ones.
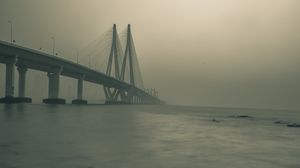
[8,20,13,43]
[89,55,91,68]
[51,37,55,56]
[76,49,79,64]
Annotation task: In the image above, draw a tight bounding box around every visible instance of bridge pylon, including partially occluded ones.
[103,24,125,104]
[104,24,144,104]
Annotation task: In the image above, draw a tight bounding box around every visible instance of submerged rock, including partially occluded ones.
[238,115,252,118]
[274,120,289,124]
[228,115,253,119]
[211,118,221,123]
[287,123,300,128]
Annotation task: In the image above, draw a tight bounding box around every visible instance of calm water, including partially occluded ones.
[0,104,299,168]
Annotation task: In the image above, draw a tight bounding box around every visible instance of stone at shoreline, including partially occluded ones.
[228,115,253,118]
[287,123,300,128]
[274,120,289,124]
[211,118,221,123]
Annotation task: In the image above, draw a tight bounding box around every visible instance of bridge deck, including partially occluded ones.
[0,41,159,101]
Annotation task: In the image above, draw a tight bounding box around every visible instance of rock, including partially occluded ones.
[228,115,253,118]
[287,123,300,128]
[237,115,252,118]
[274,120,288,124]
[211,118,220,122]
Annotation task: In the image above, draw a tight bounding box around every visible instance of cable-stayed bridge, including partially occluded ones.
[0,24,162,104]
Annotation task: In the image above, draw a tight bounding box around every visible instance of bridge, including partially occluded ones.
[0,24,162,104]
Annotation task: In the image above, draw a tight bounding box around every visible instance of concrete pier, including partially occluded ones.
[5,57,16,97]
[43,67,65,104]
[16,65,32,103]
[0,56,20,103]
[72,75,87,104]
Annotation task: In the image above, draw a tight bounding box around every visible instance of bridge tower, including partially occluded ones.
[121,24,135,86]
[120,24,136,103]
[103,24,123,104]
[104,24,144,104]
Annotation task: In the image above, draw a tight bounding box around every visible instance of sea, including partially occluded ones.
[0,104,299,168]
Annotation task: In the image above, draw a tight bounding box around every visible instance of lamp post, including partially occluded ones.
[51,37,55,56]
[76,49,79,64]
[8,20,13,43]
[89,55,91,68]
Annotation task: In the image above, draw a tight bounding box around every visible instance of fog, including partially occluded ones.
[0,0,299,109]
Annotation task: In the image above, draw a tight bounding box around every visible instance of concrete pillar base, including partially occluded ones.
[105,100,127,105]
[72,99,88,105]
[43,98,66,104]
[16,97,32,103]
[0,96,32,103]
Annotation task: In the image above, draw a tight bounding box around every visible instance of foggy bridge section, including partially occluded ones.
[0,25,162,105]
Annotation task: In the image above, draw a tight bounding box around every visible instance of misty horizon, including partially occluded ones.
[0,0,299,110]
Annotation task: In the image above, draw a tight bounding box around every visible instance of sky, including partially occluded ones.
[0,0,300,110]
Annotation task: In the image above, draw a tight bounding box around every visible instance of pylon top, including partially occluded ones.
[128,24,131,32]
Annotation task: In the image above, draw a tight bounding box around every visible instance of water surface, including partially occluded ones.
[0,104,299,168]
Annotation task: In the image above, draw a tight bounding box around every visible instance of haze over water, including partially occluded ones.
[1,104,300,168]
[1,0,300,109]
[1,1,300,167]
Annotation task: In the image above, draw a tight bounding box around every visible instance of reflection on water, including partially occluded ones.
[3,104,13,118]
[0,104,299,168]
[3,104,26,120]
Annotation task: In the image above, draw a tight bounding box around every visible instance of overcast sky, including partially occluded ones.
[0,0,300,110]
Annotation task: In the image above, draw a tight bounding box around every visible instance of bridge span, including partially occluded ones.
[0,24,162,104]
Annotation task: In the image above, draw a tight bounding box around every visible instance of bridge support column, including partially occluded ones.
[72,75,87,104]
[0,56,22,103]
[138,96,141,104]
[126,95,133,104]
[16,65,32,103]
[140,96,145,104]
[133,96,137,104]
[127,88,135,104]
[136,96,140,104]
[43,67,65,104]
[5,57,16,97]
